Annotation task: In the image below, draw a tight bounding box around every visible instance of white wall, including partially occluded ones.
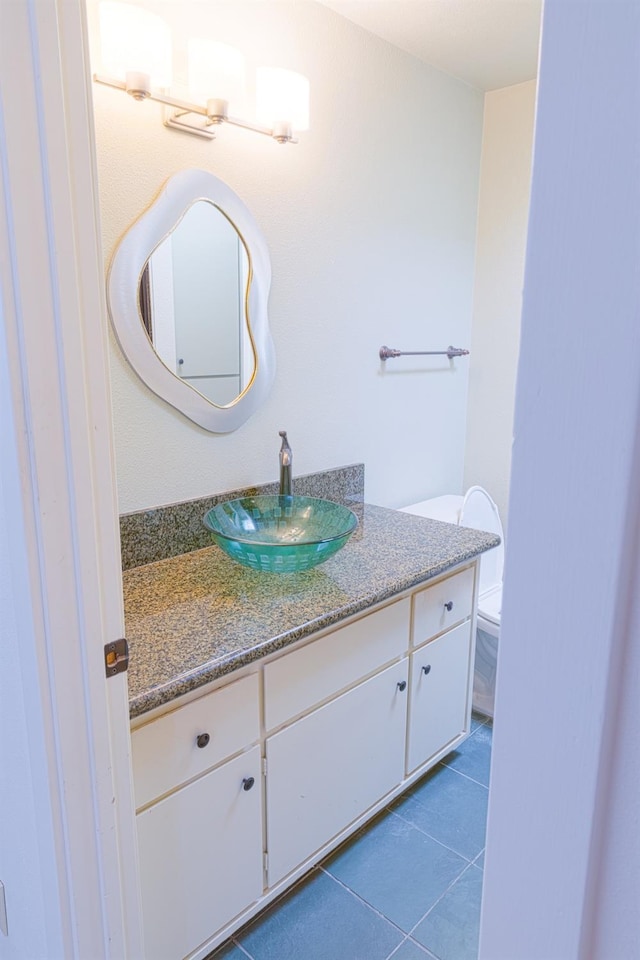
[89,0,483,513]
[479,0,640,955]
[463,80,536,530]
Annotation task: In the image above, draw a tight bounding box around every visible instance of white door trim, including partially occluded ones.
[479,0,640,956]
[0,1,142,956]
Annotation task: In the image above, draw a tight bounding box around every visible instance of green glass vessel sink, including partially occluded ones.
[203,495,358,573]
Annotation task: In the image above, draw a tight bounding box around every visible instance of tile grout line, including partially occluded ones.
[462,718,493,751]
[384,935,411,960]
[321,850,473,953]
[438,761,490,790]
[230,865,325,953]
[229,939,254,959]
[386,804,484,865]
[383,933,439,960]
[221,840,481,960]
[471,715,491,729]
[472,847,485,866]
[403,860,480,950]
[318,865,411,939]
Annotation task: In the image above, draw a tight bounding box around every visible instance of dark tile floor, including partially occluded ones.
[210,716,492,960]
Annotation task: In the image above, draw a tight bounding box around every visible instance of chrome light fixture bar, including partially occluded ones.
[93,73,299,144]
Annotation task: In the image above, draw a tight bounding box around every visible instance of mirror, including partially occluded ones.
[107,169,275,432]
[139,201,255,408]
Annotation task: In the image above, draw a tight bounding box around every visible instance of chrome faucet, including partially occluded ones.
[278,431,292,496]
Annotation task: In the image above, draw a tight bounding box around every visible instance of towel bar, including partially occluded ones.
[379,345,469,361]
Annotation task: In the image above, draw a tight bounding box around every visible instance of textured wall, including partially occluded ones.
[89,0,483,512]
[463,80,536,530]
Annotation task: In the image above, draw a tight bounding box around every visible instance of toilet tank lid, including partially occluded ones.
[399,495,464,524]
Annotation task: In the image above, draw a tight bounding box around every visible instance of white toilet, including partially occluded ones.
[399,486,504,717]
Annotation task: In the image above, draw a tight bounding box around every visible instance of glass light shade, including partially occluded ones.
[256,68,310,131]
[99,2,172,88]
[188,40,246,110]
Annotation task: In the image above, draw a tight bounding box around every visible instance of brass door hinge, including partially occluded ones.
[104,638,129,678]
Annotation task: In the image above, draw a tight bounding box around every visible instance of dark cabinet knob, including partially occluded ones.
[397,680,407,692]
[242,777,255,791]
[444,601,454,612]
[196,733,210,749]
[422,665,432,675]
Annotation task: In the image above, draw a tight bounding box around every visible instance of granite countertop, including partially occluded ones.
[124,504,500,719]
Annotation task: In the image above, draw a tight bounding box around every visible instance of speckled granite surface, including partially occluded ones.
[124,503,499,719]
[120,463,364,571]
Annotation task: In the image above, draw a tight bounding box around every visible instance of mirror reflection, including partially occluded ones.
[138,200,255,407]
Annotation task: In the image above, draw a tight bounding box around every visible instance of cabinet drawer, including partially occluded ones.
[412,566,475,646]
[264,597,410,731]
[132,672,259,809]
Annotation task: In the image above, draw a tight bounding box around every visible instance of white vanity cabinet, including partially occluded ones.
[130,561,479,960]
[131,674,263,960]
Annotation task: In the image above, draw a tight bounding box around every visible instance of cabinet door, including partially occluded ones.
[407,621,472,775]
[137,747,263,960]
[266,659,408,886]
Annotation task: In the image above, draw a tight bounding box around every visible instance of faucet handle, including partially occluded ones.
[279,431,292,464]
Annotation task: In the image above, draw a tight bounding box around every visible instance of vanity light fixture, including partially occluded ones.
[94,2,309,145]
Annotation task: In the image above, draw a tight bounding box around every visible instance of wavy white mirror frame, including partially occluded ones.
[107,169,275,432]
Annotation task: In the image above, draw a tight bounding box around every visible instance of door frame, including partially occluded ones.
[479,0,640,956]
[0,0,142,956]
